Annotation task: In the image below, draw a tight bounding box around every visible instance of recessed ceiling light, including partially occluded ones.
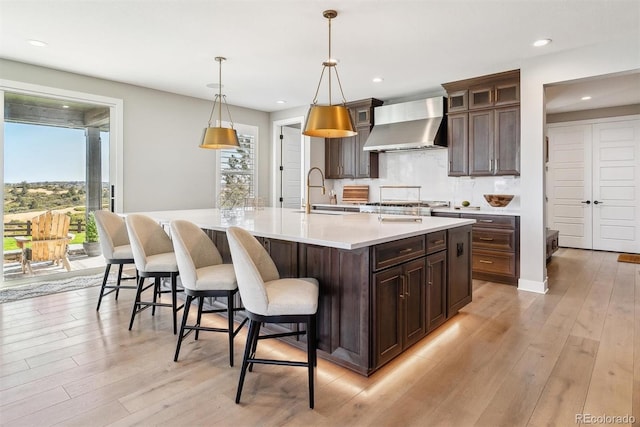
[276,100,287,104]
[581,96,592,101]
[372,77,384,83]
[62,105,69,109]
[533,38,552,47]
[28,39,48,47]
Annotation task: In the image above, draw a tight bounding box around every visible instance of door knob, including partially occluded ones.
[580,200,591,204]
[593,200,602,205]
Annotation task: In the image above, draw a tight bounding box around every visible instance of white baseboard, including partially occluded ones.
[517,277,549,294]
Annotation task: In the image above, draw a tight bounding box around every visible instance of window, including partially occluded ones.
[216,124,258,209]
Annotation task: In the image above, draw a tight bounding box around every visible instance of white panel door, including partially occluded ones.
[592,119,640,252]
[280,125,302,208]
[547,117,640,253]
[547,124,593,249]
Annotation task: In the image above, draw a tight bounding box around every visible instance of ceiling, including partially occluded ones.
[1,1,638,114]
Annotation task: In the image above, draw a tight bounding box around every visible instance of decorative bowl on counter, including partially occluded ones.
[483,194,514,207]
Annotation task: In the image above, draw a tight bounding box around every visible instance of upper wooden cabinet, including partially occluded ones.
[325,98,383,179]
[442,70,520,177]
[469,79,519,109]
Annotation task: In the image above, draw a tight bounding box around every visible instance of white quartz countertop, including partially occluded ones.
[432,207,521,217]
[128,208,475,250]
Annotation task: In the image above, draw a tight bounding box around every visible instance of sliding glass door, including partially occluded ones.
[1,83,123,283]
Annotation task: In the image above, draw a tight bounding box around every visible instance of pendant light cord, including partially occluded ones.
[309,12,348,106]
[207,57,235,129]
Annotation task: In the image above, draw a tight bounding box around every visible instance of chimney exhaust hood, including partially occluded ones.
[363,96,447,152]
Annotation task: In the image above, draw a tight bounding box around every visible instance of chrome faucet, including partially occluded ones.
[305,167,326,214]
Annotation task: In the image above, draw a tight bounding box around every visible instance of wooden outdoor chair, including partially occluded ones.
[14,211,72,275]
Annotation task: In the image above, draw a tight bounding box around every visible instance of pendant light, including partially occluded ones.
[200,56,240,149]
[302,10,357,139]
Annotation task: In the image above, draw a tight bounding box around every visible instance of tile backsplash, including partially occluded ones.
[324,148,521,210]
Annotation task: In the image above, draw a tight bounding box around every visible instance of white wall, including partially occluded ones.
[0,59,270,212]
[518,37,640,293]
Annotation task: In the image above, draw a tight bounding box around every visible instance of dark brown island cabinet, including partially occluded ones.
[433,212,520,286]
[325,98,383,179]
[206,225,473,375]
[442,70,520,177]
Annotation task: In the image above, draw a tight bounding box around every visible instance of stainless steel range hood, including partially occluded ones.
[363,97,447,152]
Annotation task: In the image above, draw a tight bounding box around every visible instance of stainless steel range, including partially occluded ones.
[359,200,450,221]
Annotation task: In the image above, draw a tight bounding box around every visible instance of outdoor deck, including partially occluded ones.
[2,243,106,286]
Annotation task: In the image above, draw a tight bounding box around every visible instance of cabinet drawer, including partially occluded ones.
[473,228,515,251]
[426,230,447,254]
[462,214,516,229]
[473,250,516,276]
[373,235,426,271]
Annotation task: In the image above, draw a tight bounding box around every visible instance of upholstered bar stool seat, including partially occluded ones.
[170,220,246,365]
[125,214,183,334]
[94,210,137,311]
[226,226,319,409]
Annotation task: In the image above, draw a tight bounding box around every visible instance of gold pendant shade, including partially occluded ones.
[200,56,240,150]
[302,10,357,139]
[200,127,239,150]
[303,105,357,138]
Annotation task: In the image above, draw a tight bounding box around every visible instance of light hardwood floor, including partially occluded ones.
[1,248,638,426]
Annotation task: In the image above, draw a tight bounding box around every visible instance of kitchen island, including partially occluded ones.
[132,208,474,375]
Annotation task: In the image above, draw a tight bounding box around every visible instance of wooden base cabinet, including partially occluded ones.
[206,227,472,376]
[447,225,473,315]
[432,213,519,286]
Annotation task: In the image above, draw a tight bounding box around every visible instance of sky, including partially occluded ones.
[4,122,110,183]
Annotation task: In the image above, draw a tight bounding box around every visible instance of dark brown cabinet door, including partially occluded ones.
[494,106,520,175]
[447,225,472,316]
[469,109,495,176]
[373,266,404,367]
[355,125,378,178]
[469,85,494,110]
[427,250,447,332]
[373,257,427,367]
[447,90,468,112]
[403,258,427,347]
[494,80,520,106]
[325,138,343,179]
[341,136,356,178]
[447,113,469,176]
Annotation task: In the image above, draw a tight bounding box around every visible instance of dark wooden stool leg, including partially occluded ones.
[174,294,193,362]
[115,263,124,300]
[227,291,235,367]
[236,319,259,404]
[307,315,316,409]
[96,263,112,311]
[129,276,145,330]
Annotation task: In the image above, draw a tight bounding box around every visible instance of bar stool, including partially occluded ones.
[226,226,319,409]
[125,214,183,334]
[94,210,137,311]
[170,220,247,365]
